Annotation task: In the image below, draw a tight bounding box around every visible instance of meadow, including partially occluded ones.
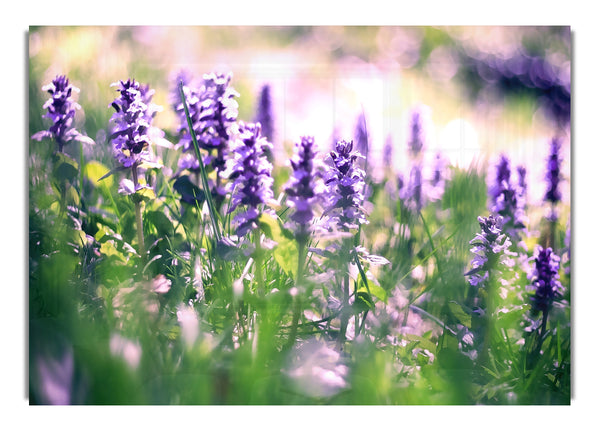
[28,26,571,405]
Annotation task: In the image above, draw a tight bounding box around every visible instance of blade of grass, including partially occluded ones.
[178,81,222,242]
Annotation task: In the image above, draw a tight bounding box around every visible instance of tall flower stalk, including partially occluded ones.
[527,246,563,337]
[225,122,275,295]
[284,136,322,347]
[174,72,239,209]
[108,78,161,268]
[32,75,94,152]
[465,214,516,362]
[323,139,368,350]
[32,75,94,214]
[488,155,527,250]
[544,137,563,249]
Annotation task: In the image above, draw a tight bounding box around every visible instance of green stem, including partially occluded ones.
[254,230,265,296]
[131,165,146,270]
[287,236,307,349]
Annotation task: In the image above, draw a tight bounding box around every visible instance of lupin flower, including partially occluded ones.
[544,137,562,210]
[465,214,516,292]
[226,122,275,236]
[285,136,322,231]
[31,75,93,151]
[527,245,563,318]
[108,79,160,169]
[323,139,368,231]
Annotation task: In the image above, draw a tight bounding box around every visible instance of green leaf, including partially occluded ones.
[447,301,471,327]
[52,152,79,183]
[353,291,375,313]
[403,333,437,354]
[145,210,173,237]
[258,213,298,278]
[132,187,156,203]
[84,161,113,188]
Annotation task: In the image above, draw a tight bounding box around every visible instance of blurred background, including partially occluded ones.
[29,25,571,207]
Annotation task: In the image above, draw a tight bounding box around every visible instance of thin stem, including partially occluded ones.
[287,236,307,349]
[131,164,146,270]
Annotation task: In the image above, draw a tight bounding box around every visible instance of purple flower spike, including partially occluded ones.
[285,136,321,232]
[254,84,274,144]
[196,72,239,176]
[407,106,430,158]
[31,75,93,151]
[544,137,562,206]
[528,245,563,316]
[226,122,274,236]
[488,155,527,245]
[323,139,368,231]
[174,72,239,196]
[108,79,160,168]
[465,214,515,289]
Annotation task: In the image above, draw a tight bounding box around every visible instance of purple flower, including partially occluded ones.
[407,106,430,158]
[353,111,369,161]
[402,164,424,212]
[527,245,563,317]
[225,122,274,236]
[108,79,160,168]
[465,214,515,289]
[196,72,239,177]
[174,72,239,196]
[285,136,322,234]
[254,84,274,144]
[544,137,562,206]
[323,139,368,231]
[31,75,93,151]
[488,155,527,246]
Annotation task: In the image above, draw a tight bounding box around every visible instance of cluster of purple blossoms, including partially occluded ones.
[323,139,368,232]
[488,155,527,247]
[465,214,516,293]
[225,122,275,237]
[32,75,93,152]
[108,79,160,169]
[174,72,239,196]
[284,136,322,237]
[527,246,563,320]
[544,137,562,217]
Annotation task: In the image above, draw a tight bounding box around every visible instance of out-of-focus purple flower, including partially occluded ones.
[403,164,424,212]
[527,245,563,317]
[225,122,275,236]
[383,134,394,172]
[407,106,431,158]
[428,152,448,201]
[108,79,160,168]
[285,136,322,235]
[488,155,527,246]
[254,84,274,144]
[323,139,368,231]
[353,111,369,164]
[544,137,562,206]
[31,75,94,151]
[465,214,516,290]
